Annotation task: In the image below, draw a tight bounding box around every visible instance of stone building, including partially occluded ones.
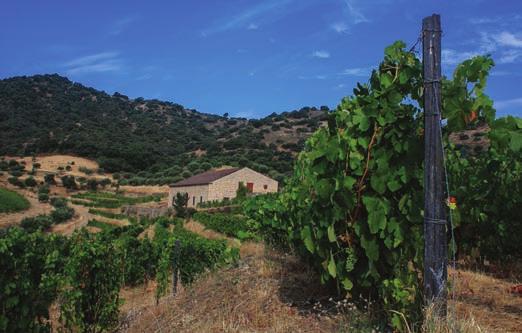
[168,167,278,207]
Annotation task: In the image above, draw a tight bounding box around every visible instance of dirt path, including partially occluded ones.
[0,184,52,228]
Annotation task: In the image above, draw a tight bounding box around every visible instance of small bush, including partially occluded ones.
[20,215,53,232]
[51,206,75,224]
[24,176,37,187]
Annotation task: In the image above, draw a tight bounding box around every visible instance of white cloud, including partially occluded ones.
[315,75,327,80]
[495,97,522,110]
[441,49,479,65]
[109,17,136,36]
[493,31,522,48]
[312,50,330,59]
[247,23,258,30]
[202,0,292,36]
[64,52,122,75]
[339,67,371,76]
[331,22,349,34]
[469,17,500,25]
[136,73,152,81]
[499,49,522,64]
[344,0,369,24]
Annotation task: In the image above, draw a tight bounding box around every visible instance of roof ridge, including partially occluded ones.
[170,167,241,187]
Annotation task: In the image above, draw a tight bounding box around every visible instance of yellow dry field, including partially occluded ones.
[5,154,111,180]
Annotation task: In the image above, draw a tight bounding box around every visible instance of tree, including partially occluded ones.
[173,192,188,218]
[236,182,248,200]
[61,176,77,190]
[99,178,111,188]
[24,176,37,187]
[87,179,98,191]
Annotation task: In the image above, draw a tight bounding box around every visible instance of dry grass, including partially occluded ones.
[184,219,241,248]
[119,250,342,333]
[448,268,522,333]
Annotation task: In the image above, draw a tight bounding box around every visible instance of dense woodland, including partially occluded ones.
[0,74,329,184]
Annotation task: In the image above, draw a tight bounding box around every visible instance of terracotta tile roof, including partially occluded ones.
[170,167,241,187]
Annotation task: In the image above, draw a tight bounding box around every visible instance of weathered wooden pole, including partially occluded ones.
[172,239,181,296]
[422,14,447,315]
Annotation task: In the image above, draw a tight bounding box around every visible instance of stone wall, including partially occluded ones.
[208,167,278,201]
[168,184,209,208]
[122,205,170,219]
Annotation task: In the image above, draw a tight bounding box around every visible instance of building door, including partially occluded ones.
[246,182,254,193]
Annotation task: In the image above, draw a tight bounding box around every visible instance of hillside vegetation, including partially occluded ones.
[0,74,327,184]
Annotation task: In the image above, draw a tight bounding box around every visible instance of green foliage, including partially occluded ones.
[0,187,30,213]
[154,222,239,300]
[0,228,66,332]
[88,208,127,220]
[19,198,74,232]
[71,191,163,208]
[61,175,77,190]
[51,206,75,224]
[236,181,248,200]
[44,173,56,185]
[20,215,53,232]
[86,219,117,232]
[447,116,522,259]
[173,192,188,218]
[193,212,260,241]
[7,177,25,188]
[60,230,122,333]
[87,178,98,191]
[0,74,321,182]
[442,56,495,132]
[24,176,37,187]
[244,44,498,330]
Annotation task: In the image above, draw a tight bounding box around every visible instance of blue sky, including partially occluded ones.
[1,0,522,118]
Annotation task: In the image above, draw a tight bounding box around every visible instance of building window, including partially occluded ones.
[263,184,268,190]
[246,182,254,192]
[200,196,203,203]
[192,196,195,206]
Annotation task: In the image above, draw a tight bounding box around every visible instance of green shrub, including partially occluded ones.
[20,215,53,232]
[44,173,56,185]
[87,219,117,232]
[193,212,259,240]
[88,208,127,220]
[38,192,49,203]
[7,177,25,188]
[24,176,37,187]
[50,197,68,208]
[51,206,75,224]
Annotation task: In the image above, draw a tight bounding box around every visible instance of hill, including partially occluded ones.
[0,74,328,184]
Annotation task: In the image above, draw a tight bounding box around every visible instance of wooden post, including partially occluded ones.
[172,239,181,296]
[422,14,447,315]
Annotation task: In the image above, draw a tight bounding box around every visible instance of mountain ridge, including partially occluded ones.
[0,74,329,184]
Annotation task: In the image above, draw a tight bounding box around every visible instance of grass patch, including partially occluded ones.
[87,219,117,232]
[71,191,164,208]
[0,187,30,213]
[193,212,259,241]
[88,208,127,220]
